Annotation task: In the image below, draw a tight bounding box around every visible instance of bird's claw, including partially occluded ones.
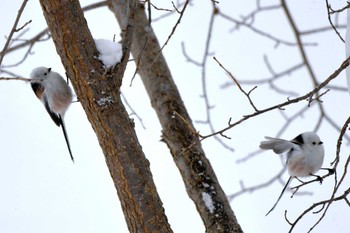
[316,176,323,184]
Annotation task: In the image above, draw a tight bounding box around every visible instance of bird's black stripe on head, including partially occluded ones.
[292,134,304,146]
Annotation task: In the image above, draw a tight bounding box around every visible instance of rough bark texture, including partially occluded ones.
[109,1,243,232]
[38,0,172,232]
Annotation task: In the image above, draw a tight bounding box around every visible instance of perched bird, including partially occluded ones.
[30,67,74,162]
[259,132,325,215]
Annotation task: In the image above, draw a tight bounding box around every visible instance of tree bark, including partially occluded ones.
[38,0,172,232]
[109,1,243,232]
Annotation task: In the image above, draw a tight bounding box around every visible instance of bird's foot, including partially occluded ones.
[316,176,323,184]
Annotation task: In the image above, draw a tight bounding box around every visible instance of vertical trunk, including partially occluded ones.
[109,1,243,232]
[38,0,173,232]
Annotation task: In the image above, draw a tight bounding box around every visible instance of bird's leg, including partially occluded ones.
[310,173,323,184]
[295,177,305,184]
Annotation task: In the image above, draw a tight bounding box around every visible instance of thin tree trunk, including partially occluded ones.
[109,1,243,232]
[38,0,173,232]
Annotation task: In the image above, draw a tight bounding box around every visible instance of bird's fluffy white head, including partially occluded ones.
[298,131,322,145]
[30,67,51,80]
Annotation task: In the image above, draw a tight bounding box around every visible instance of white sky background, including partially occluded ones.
[0,1,349,233]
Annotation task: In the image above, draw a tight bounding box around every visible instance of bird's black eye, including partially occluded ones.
[44,72,47,75]
[319,141,323,145]
[312,142,316,145]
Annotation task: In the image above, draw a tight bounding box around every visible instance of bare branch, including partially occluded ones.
[0,76,33,82]
[15,19,32,32]
[228,167,286,201]
[328,1,350,14]
[213,56,259,111]
[300,25,346,35]
[82,0,108,11]
[333,116,350,165]
[200,56,350,140]
[0,0,29,66]
[121,92,146,129]
[287,182,350,233]
[220,62,304,87]
[0,1,107,58]
[325,0,346,43]
[152,0,190,65]
[219,9,316,47]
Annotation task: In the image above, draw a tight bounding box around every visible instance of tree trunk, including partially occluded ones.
[108,1,243,232]
[38,0,172,232]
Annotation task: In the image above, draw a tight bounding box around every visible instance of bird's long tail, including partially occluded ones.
[266,176,293,216]
[59,115,74,162]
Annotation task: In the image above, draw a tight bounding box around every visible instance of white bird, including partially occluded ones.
[259,132,325,215]
[30,67,74,162]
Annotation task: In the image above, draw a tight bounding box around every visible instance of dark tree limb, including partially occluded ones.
[38,0,172,232]
[108,1,243,232]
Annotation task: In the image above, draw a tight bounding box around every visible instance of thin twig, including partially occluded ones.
[213,56,258,111]
[0,76,35,82]
[325,0,345,43]
[0,0,29,66]
[150,0,190,67]
[220,62,304,87]
[121,92,146,129]
[0,1,107,58]
[200,56,350,140]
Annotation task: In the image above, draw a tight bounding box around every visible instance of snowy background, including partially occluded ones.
[0,1,349,233]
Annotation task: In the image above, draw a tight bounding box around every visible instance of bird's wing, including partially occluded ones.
[260,136,295,154]
[31,82,61,126]
[43,95,61,126]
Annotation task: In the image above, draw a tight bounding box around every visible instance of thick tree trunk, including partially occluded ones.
[38,0,172,232]
[109,1,243,232]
